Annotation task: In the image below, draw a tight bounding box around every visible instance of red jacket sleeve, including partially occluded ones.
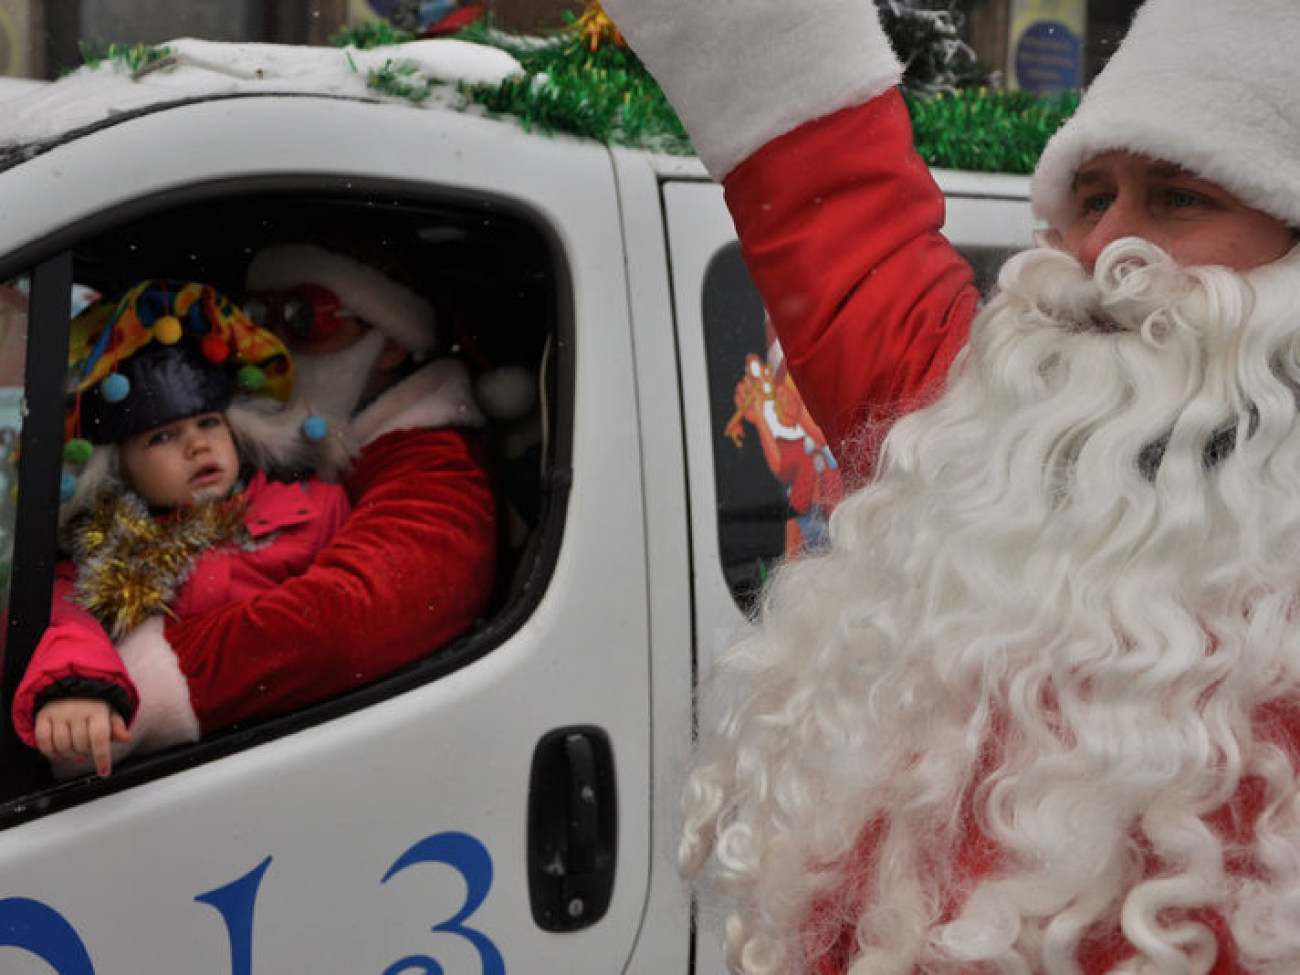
[12,572,140,746]
[163,427,498,732]
[722,89,981,478]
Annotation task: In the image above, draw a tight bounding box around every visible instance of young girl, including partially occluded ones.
[12,279,352,778]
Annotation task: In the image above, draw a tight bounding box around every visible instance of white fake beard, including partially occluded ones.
[290,326,388,420]
[682,239,1300,975]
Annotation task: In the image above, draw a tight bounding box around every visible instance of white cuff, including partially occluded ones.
[350,358,484,446]
[602,0,901,178]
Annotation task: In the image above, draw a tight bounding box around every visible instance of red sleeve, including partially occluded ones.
[164,427,498,732]
[12,573,139,746]
[308,477,352,545]
[722,89,981,478]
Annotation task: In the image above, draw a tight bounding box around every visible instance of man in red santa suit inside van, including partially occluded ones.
[601,0,1300,970]
[110,244,497,757]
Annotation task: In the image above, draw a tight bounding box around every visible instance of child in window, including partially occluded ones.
[11,279,353,778]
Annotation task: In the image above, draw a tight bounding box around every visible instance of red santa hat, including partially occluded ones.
[244,243,438,354]
[1032,0,1300,235]
[246,241,538,424]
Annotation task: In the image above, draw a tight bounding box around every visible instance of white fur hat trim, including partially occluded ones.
[245,244,438,354]
[1032,0,1300,233]
[350,358,485,447]
[599,0,901,178]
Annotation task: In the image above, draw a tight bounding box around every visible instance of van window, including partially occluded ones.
[0,189,562,814]
[703,240,1017,611]
[701,245,831,609]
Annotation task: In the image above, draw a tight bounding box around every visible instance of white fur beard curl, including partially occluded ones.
[681,238,1300,975]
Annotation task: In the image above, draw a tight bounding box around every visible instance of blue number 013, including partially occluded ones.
[0,897,94,973]
[381,831,504,975]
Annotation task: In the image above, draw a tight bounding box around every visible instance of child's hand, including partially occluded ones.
[33,698,133,777]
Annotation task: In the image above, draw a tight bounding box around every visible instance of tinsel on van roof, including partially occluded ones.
[347,1,1077,175]
[36,1,1074,176]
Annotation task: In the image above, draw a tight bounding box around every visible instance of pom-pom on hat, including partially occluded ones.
[1031,0,1300,235]
[66,280,294,445]
[244,244,438,354]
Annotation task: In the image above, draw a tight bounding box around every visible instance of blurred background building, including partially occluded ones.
[0,0,1140,93]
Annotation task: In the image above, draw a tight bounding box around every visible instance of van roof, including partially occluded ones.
[0,37,523,155]
[0,35,1032,202]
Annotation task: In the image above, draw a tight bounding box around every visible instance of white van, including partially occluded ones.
[0,40,1032,973]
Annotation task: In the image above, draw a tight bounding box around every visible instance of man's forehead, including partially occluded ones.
[1072,153,1196,188]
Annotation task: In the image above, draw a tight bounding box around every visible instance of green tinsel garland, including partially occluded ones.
[331,20,416,49]
[905,88,1079,174]
[456,18,691,156]
[61,8,1064,177]
[73,41,172,76]
[445,15,1074,175]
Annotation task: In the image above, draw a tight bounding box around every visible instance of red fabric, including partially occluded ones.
[806,789,1260,974]
[174,473,350,618]
[11,569,137,747]
[163,426,497,732]
[12,473,348,746]
[721,90,980,480]
[424,3,485,36]
[802,713,1287,972]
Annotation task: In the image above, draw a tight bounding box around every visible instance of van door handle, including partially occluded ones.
[527,726,617,931]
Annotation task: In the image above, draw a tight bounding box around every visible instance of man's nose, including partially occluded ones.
[1071,200,1154,273]
[1073,200,1150,274]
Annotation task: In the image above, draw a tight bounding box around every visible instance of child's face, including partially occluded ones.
[119,411,240,507]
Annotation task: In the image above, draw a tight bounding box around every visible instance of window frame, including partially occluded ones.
[0,175,576,824]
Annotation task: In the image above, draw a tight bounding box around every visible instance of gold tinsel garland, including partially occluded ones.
[67,489,252,638]
[574,1,625,52]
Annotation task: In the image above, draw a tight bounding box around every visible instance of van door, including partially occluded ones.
[661,172,1034,665]
[660,177,778,975]
[0,96,655,974]
[660,173,1032,974]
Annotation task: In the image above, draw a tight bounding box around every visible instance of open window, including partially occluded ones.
[0,184,567,816]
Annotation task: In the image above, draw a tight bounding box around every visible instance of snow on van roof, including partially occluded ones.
[0,37,523,151]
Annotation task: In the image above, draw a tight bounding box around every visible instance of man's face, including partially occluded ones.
[120,411,240,507]
[246,284,410,416]
[1060,151,1294,274]
[245,285,367,356]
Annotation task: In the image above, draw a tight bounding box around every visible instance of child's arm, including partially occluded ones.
[14,571,141,759]
[33,698,132,777]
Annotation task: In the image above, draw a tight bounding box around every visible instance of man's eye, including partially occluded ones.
[1166,188,1207,209]
[1078,192,1114,217]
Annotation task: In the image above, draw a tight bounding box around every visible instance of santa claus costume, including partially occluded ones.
[601,0,1300,971]
[89,248,498,764]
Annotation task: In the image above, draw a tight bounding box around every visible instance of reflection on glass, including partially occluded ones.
[0,278,29,637]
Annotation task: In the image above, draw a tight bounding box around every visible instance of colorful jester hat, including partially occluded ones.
[61,280,320,499]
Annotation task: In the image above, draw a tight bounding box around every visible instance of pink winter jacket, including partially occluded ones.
[12,472,350,745]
